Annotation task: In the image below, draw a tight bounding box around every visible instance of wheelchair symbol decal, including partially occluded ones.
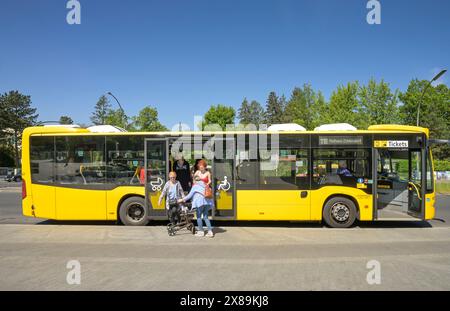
[217,176,231,192]
[150,177,164,191]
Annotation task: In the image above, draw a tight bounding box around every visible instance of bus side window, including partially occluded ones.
[312,148,371,188]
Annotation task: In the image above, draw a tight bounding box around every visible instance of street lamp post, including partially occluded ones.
[106,92,128,128]
[416,69,447,126]
[106,92,126,115]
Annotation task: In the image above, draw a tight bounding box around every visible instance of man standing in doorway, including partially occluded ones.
[173,155,192,192]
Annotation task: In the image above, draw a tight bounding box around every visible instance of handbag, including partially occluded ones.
[168,198,178,207]
[204,185,213,199]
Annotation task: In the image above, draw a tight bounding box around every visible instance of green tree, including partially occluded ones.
[0,146,15,167]
[399,79,450,159]
[0,91,38,167]
[284,84,326,130]
[132,106,167,131]
[104,109,129,130]
[238,98,251,124]
[315,91,328,127]
[202,104,236,130]
[59,115,74,125]
[325,82,363,128]
[90,95,111,125]
[238,98,265,127]
[265,91,284,125]
[358,78,400,128]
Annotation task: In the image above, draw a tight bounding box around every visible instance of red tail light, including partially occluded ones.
[22,180,27,200]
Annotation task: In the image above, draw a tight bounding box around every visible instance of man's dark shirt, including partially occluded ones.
[173,160,191,191]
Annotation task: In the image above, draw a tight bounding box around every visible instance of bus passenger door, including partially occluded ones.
[212,138,236,219]
[407,149,425,219]
[145,139,169,219]
[374,147,425,220]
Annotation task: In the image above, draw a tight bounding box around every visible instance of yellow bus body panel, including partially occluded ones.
[29,184,56,219]
[55,187,106,220]
[309,186,373,221]
[237,190,311,220]
[216,190,233,210]
[106,186,145,220]
[425,193,435,220]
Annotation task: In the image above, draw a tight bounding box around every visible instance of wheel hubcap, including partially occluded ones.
[127,203,145,222]
[331,202,350,223]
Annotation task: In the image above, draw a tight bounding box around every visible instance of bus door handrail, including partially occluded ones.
[408,181,422,200]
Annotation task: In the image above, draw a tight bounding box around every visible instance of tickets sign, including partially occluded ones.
[374,140,409,148]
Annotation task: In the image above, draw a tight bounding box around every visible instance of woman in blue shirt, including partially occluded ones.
[179,175,214,237]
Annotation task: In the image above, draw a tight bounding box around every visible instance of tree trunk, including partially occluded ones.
[14,131,20,168]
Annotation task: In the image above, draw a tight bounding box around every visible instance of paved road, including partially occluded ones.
[1,185,449,290]
[1,223,450,290]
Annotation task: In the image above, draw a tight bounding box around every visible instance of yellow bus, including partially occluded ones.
[21,124,435,228]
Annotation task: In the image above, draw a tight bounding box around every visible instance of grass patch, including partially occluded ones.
[436,180,450,194]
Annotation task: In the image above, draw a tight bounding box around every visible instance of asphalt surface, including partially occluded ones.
[1,181,450,290]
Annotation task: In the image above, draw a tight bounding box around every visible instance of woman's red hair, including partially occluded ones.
[198,159,207,168]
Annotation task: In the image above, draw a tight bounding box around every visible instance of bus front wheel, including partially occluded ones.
[322,197,356,228]
[119,196,149,226]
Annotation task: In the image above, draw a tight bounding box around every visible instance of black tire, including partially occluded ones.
[14,176,21,182]
[187,223,195,234]
[118,196,149,226]
[322,197,357,228]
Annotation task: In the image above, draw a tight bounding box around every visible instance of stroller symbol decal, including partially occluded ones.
[217,176,231,192]
[150,177,164,191]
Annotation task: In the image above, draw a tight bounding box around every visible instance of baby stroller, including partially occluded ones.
[167,202,197,236]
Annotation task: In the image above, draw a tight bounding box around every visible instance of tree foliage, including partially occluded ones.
[131,106,167,131]
[90,95,111,125]
[202,104,235,130]
[283,84,326,130]
[358,78,400,128]
[238,98,265,127]
[399,79,450,159]
[104,108,129,130]
[59,115,74,125]
[264,91,284,125]
[0,90,38,167]
[325,82,363,128]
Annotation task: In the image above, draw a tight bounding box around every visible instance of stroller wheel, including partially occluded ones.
[187,224,195,234]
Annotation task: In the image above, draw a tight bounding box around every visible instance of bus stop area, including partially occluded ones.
[1,185,450,291]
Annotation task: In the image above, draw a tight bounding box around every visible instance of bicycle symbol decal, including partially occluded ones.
[217,176,231,192]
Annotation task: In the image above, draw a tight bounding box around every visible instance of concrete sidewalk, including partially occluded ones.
[1,224,450,290]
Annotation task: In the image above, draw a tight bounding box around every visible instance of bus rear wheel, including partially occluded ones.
[119,196,149,226]
[322,197,356,228]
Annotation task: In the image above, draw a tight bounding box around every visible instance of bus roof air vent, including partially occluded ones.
[314,123,357,131]
[87,125,127,133]
[267,123,307,132]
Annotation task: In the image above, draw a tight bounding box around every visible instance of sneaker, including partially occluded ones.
[206,231,214,238]
[195,231,205,237]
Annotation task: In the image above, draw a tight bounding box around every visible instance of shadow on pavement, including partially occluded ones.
[33,219,444,229]
[37,220,116,226]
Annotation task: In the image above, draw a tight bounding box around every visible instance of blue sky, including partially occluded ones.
[0,0,448,129]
